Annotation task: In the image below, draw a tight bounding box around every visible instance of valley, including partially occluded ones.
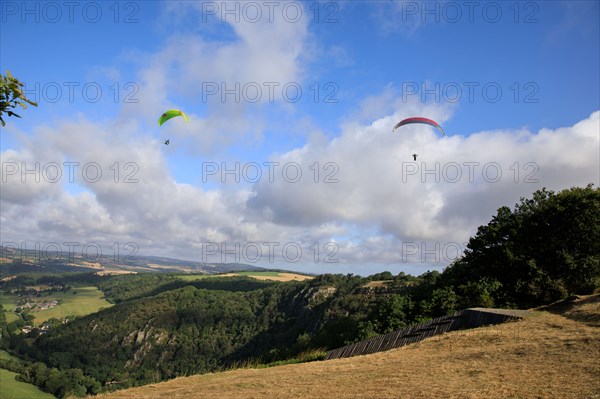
[94,295,600,399]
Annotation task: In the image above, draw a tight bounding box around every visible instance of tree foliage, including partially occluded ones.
[442,185,600,307]
[0,71,37,126]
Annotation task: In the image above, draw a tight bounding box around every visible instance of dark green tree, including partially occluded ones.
[442,185,600,307]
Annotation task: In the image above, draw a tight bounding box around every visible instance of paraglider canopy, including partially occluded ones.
[392,117,445,136]
[158,109,189,126]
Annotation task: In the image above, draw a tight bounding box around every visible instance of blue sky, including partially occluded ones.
[1,1,599,276]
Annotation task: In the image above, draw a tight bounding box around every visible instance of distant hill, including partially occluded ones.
[94,294,600,399]
[0,245,263,275]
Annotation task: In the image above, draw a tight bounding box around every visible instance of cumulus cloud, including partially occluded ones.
[246,103,600,266]
[119,2,310,156]
[2,105,598,272]
[0,116,245,258]
[2,3,598,275]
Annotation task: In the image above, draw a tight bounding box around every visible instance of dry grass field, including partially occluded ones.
[237,271,313,282]
[197,271,314,282]
[95,295,600,399]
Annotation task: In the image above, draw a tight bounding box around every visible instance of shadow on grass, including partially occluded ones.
[536,294,600,328]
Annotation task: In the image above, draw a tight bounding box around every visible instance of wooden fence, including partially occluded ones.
[325,308,523,360]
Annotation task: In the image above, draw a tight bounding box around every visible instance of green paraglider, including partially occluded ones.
[158,109,189,126]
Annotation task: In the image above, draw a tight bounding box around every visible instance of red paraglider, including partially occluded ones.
[392,117,445,136]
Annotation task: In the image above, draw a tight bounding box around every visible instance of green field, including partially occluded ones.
[0,292,19,309]
[3,312,20,323]
[0,292,21,323]
[0,350,22,363]
[176,274,212,281]
[0,368,55,399]
[0,286,112,325]
[177,271,282,281]
[31,286,113,324]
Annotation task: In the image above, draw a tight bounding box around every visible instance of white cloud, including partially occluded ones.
[370,1,428,37]
[2,107,598,273]
[1,116,240,255]
[3,3,598,276]
[246,102,600,265]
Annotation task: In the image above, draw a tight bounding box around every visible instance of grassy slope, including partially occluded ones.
[0,369,56,399]
[0,349,21,362]
[33,286,112,323]
[1,286,112,325]
[0,292,20,323]
[95,295,600,399]
[1,349,56,398]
